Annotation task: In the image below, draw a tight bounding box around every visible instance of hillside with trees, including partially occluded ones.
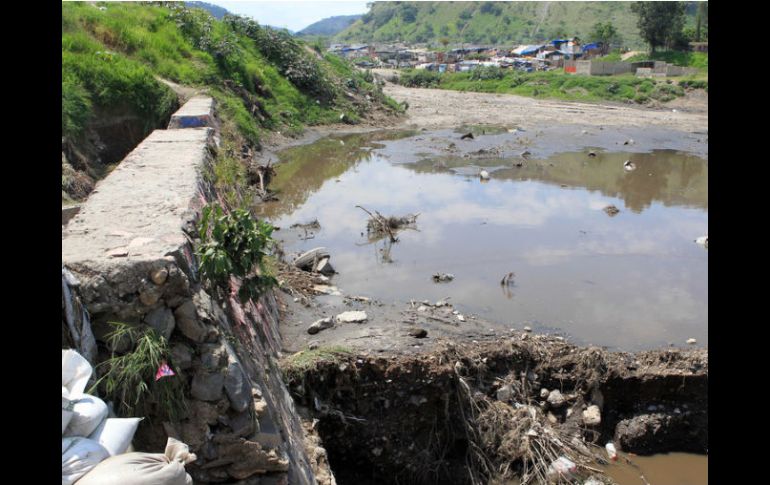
[297,14,362,37]
[335,1,701,48]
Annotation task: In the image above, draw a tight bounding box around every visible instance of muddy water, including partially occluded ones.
[606,452,708,485]
[260,130,707,351]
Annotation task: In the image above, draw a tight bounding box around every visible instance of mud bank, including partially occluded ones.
[282,336,707,485]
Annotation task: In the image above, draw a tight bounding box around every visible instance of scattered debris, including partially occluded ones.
[479,169,490,180]
[521,150,532,159]
[335,311,368,323]
[314,257,335,276]
[460,132,474,140]
[500,272,515,286]
[432,272,455,283]
[356,205,419,243]
[694,236,708,248]
[408,328,428,339]
[686,338,697,345]
[523,326,532,332]
[623,160,637,172]
[307,317,334,335]
[623,139,635,145]
[456,314,466,322]
[588,150,597,158]
[605,442,618,461]
[290,219,321,230]
[603,205,620,217]
[312,285,342,296]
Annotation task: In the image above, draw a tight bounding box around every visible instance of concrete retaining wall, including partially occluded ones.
[62,97,323,484]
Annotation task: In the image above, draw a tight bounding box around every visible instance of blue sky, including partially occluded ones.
[207,1,369,32]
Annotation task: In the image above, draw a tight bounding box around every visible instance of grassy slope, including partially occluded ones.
[62,2,400,202]
[336,1,653,48]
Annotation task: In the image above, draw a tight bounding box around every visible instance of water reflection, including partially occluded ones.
[258,131,708,351]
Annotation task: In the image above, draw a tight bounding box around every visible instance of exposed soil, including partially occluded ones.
[379,78,707,133]
[282,336,707,485]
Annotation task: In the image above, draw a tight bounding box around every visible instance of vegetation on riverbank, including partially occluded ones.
[61,2,401,201]
[397,67,706,104]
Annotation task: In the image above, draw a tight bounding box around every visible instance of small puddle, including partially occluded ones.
[258,130,708,352]
[605,452,708,485]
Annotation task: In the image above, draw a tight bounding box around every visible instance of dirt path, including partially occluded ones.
[382,82,707,133]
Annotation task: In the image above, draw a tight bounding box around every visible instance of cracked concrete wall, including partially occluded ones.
[62,97,318,484]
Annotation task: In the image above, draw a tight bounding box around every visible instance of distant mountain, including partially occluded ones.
[185,1,229,19]
[335,1,699,49]
[298,14,362,37]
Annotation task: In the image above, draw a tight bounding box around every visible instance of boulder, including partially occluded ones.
[547,390,566,408]
[191,371,225,402]
[174,300,209,342]
[225,362,252,413]
[335,311,367,323]
[308,317,334,335]
[144,306,175,340]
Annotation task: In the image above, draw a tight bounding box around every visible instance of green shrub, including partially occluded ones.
[91,323,187,422]
[197,204,277,302]
[398,69,442,87]
[470,66,505,81]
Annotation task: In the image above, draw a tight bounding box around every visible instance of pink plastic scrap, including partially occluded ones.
[155,361,176,381]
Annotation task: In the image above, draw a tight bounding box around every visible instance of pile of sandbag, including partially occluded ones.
[62,349,196,484]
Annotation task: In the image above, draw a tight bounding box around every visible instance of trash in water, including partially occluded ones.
[623,160,637,171]
[432,272,455,283]
[605,442,618,461]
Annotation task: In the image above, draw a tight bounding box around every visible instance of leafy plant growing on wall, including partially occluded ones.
[196,204,277,302]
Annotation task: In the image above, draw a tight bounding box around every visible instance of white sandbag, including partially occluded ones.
[64,394,108,438]
[62,437,110,485]
[62,349,93,395]
[62,391,75,435]
[88,417,143,456]
[77,437,196,485]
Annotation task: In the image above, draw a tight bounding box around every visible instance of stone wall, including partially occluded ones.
[62,97,323,484]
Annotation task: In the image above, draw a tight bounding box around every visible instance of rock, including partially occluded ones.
[199,343,227,371]
[171,343,193,370]
[540,388,550,399]
[603,205,620,217]
[225,361,252,413]
[314,257,335,275]
[308,341,319,350]
[139,285,162,306]
[694,236,708,248]
[588,150,597,157]
[623,160,637,171]
[460,132,474,140]
[432,272,455,283]
[191,371,225,401]
[174,300,210,342]
[144,306,175,340]
[253,398,268,418]
[229,409,257,438]
[294,247,330,270]
[479,170,490,180]
[150,267,169,285]
[408,328,428,339]
[457,314,466,322]
[188,400,221,426]
[547,412,558,424]
[686,338,697,345]
[496,385,513,402]
[417,305,429,312]
[523,326,532,332]
[335,311,367,323]
[613,413,693,454]
[308,317,334,335]
[582,405,602,426]
[547,390,566,408]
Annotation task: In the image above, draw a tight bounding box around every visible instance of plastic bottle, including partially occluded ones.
[605,442,618,461]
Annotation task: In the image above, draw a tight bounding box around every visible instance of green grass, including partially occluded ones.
[400,68,697,104]
[62,2,399,145]
[91,322,187,423]
[281,345,354,380]
[625,51,708,71]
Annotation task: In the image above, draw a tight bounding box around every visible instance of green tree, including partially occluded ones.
[589,21,621,55]
[695,2,708,42]
[630,1,687,53]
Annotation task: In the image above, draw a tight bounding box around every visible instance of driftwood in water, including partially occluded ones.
[355,205,419,243]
